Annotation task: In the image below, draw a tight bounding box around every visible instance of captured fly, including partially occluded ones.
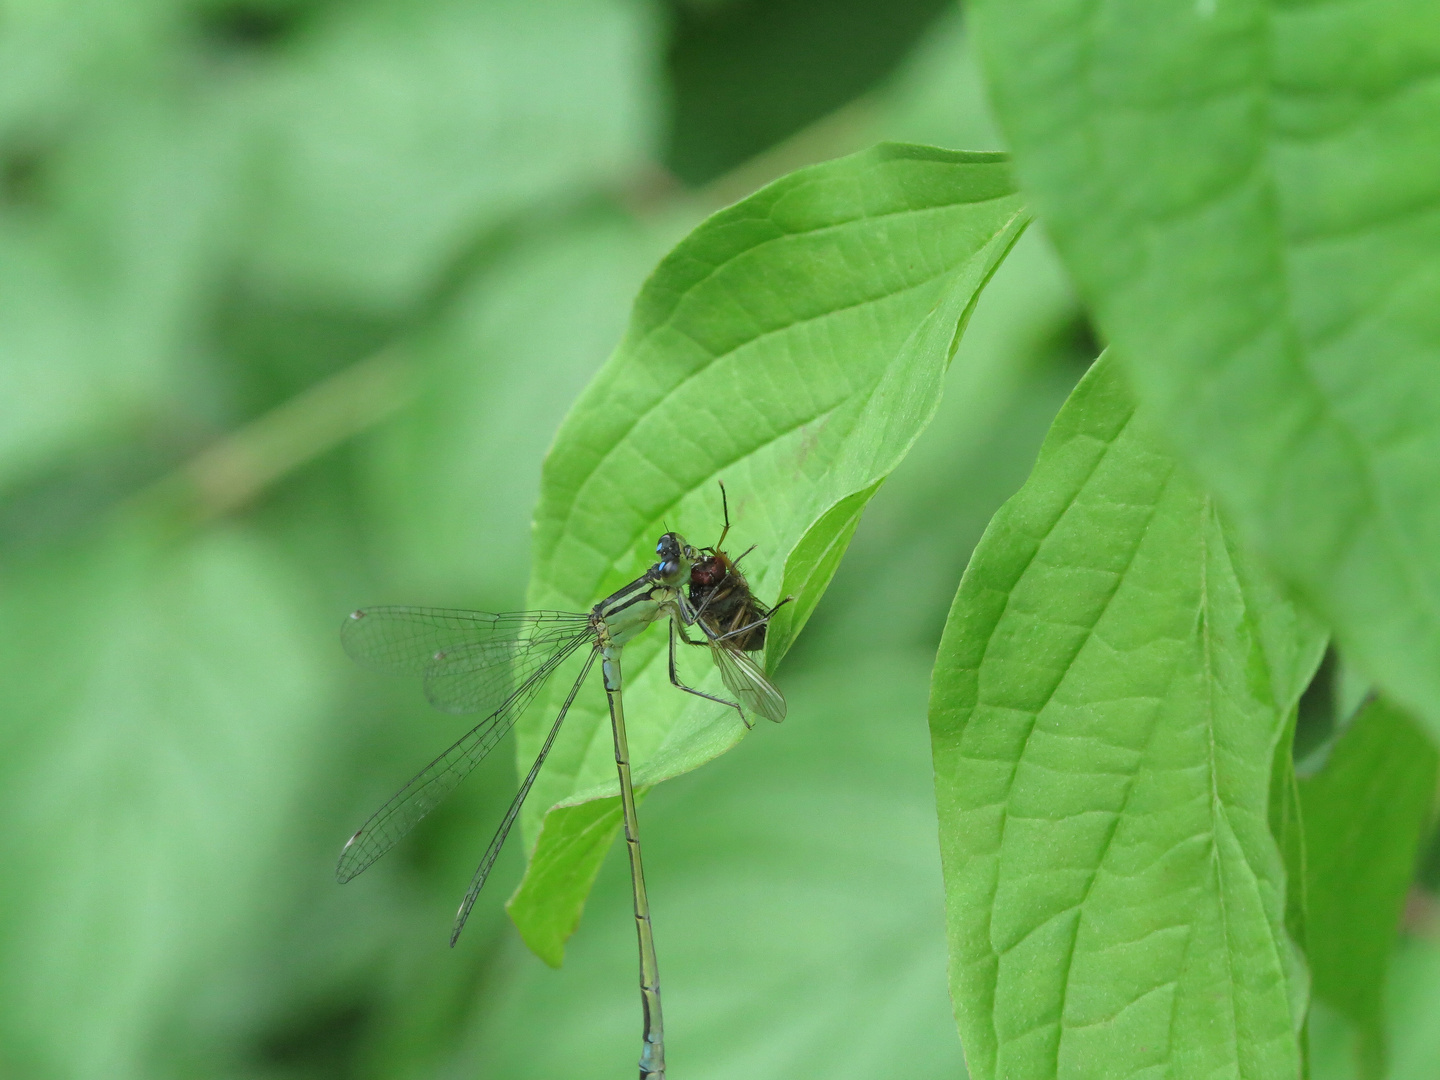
[678,483,790,724]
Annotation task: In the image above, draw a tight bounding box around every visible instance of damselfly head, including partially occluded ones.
[653,532,696,584]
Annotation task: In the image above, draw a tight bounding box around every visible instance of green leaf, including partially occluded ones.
[1269,704,1315,1078]
[506,795,627,969]
[1299,697,1438,1079]
[1270,704,1310,951]
[970,0,1440,740]
[929,353,1325,1079]
[512,142,1030,961]
[762,479,881,668]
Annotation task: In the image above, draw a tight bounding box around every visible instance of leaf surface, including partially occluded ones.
[970,0,1440,739]
[512,142,1030,959]
[929,353,1324,1079]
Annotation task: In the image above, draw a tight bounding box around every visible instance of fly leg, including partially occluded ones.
[676,590,716,634]
[667,619,749,729]
[728,544,757,567]
[687,577,734,626]
[713,596,795,645]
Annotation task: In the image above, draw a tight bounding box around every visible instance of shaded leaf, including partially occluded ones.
[1300,697,1438,1079]
[970,0,1440,741]
[242,0,659,309]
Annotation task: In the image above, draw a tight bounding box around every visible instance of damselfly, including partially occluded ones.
[337,529,786,1080]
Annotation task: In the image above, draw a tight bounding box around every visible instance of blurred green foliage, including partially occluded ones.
[4,1,1438,1078]
[0,2,1074,1077]
[665,0,949,182]
[1301,701,1438,1078]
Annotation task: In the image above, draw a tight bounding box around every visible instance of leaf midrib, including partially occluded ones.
[541,258,972,604]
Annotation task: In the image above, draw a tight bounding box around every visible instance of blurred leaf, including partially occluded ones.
[0,99,240,489]
[970,0,1440,742]
[664,0,950,183]
[1310,935,1440,1080]
[0,0,174,134]
[364,209,682,605]
[0,516,331,1078]
[1300,697,1438,1079]
[1385,938,1440,1080]
[513,143,1028,961]
[877,8,1004,155]
[929,353,1325,1079]
[242,0,661,310]
[687,8,1006,212]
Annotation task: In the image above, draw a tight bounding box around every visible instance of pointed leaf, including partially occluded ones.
[513,142,1030,960]
[970,0,1440,740]
[929,353,1325,1079]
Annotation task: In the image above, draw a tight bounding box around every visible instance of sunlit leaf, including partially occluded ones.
[512,142,1030,960]
[929,353,1324,1079]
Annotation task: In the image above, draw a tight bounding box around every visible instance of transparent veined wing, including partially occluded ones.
[448,648,599,946]
[336,630,590,883]
[341,606,592,715]
[698,623,786,724]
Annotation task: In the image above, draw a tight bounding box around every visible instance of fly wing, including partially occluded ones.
[336,631,589,883]
[706,633,786,724]
[341,606,591,715]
